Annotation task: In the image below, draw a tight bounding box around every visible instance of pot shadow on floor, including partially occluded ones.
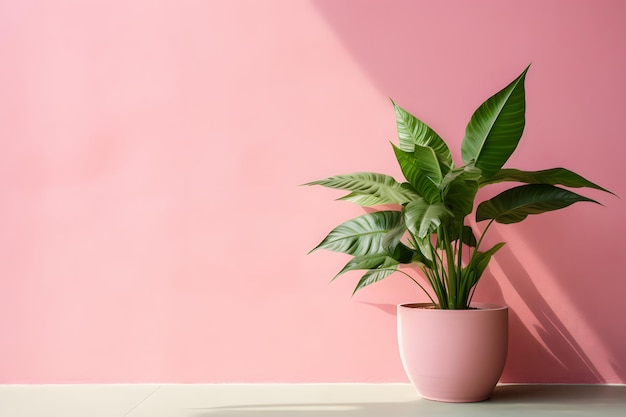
[489,384,626,404]
[188,402,420,417]
[187,385,626,417]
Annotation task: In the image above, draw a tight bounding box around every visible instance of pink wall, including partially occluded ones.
[0,0,624,383]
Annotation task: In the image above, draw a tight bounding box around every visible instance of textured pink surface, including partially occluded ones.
[398,304,508,402]
[0,0,624,383]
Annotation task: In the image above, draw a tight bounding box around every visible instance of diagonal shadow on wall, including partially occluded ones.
[311,0,624,383]
[474,236,609,383]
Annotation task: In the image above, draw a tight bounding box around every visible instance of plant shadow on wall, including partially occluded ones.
[309,0,622,383]
[356,245,611,384]
[473,236,609,383]
[304,63,612,311]
[357,253,611,384]
[303,64,614,402]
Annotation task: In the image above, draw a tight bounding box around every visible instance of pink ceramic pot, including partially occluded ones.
[397,303,508,402]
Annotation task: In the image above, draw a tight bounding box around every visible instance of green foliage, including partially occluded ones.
[305,65,612,309]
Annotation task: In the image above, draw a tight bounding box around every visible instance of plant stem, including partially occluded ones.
[442,226,457,309]
[427,240,447,308]
[465,219,496,306]
[395,269,438,306]
[475,219,496,253]
[457,223,466,307]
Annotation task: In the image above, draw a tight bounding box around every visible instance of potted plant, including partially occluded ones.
[304,65,612,402]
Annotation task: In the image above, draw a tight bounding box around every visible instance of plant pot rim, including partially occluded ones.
[398,302,507,311]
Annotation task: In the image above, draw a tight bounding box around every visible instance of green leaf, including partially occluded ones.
[444,225,477,248]
[392,144,441,203]
[469,242,506,284]
[333,254,399,281]
[476,184,600,224]
[303,172,420,206]
[381,214,407,251]
[337,192,394,207]
[411,245,434,268]
[440,164,482,189]
[444,178,479,219]
[404,198,453,238]
[414,144,445,185]
[479,168,615,195]
[310,211,403,256]
[390,242,417,264]
[414,235,434,262]
[461,65,529,178]
[460,225,478,247]
[353,259,400,295]
[461,242,504,300]
[392,100,453,169]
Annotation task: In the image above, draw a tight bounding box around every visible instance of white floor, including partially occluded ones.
[0,383,625,417]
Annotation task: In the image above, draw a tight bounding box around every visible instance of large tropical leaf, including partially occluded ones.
[459,241,506,306]
[440,164,482,190]
[337,192,395,207]
[476,184,599,224]
[310,211,403,256]
[479,168,614,194]
[381,214,434,268]
[414,235,434,262]
[392,144,441,204]
[404,198,453,239]
[442,224,477,248]
[303,172,420,206]
[392,100,453,169]
[381,213,407,251]
[333,254,399,281]
[443,178,479,219]
[413,144,445,185]
[461,65,529,178]
[460,225,478,247]
[466,242,506,287]
[353,258,400,294]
